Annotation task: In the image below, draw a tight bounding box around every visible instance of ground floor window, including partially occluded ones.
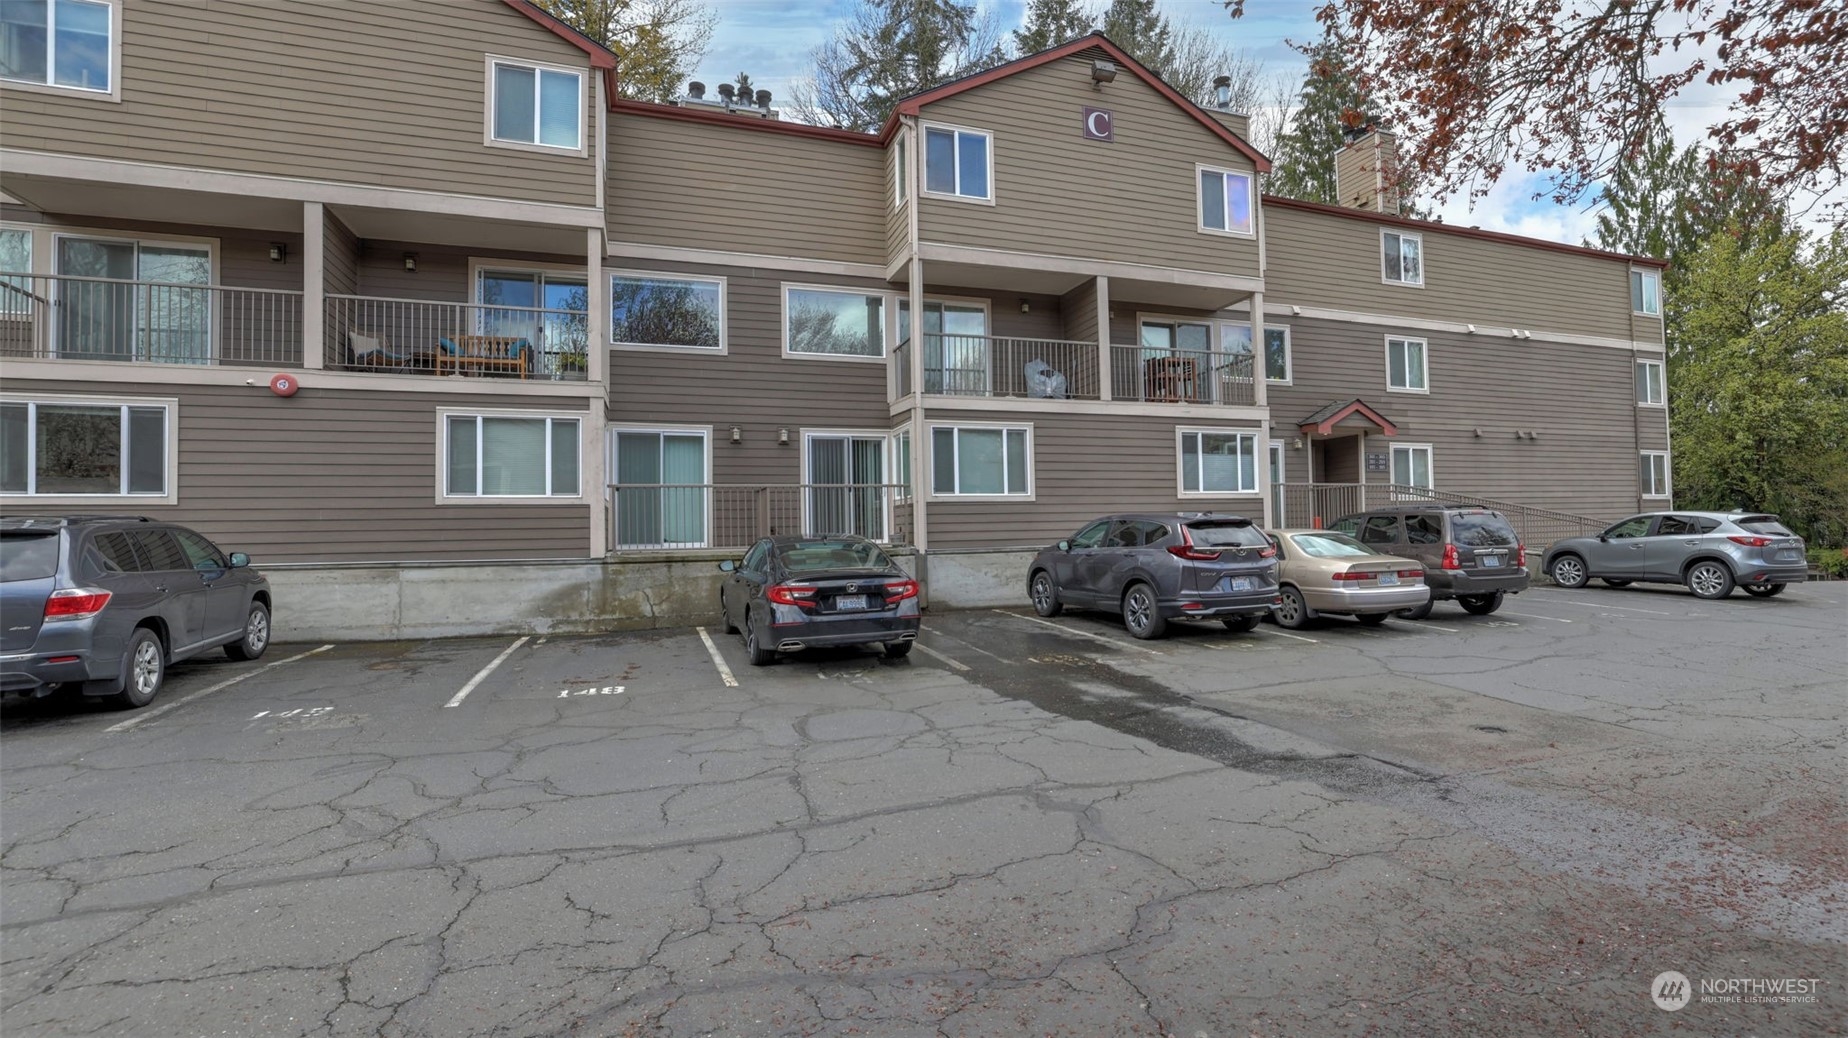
[444,413,580,498]
[930,424,1029,496]
[1640,451,1670,498]
[613,428,709,547]
[1391,443,1432,490]
[0,398,170,497]
[1178,429,1257,494]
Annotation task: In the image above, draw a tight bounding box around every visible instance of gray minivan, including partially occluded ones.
[1329,504,1529,618]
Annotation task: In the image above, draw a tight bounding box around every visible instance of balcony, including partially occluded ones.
[0,273,303,366]
[891,333,1257,406]
[327,295,589,381]
[608,483,911,550]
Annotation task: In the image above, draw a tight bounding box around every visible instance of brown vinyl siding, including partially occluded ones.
[8,213,304,291]
[353,240,583,301]
[923,409,1263,550]
[1,381,592,562]
[887,143,911,270]
[0,1,599,207]
[1266,205,1651,343]
[917,51,1260,277]
[324,211,360,296]
[1059,281,1099,345]
[606,113,884,265]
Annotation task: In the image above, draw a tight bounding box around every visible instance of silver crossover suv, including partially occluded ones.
[1542,511,1807,599]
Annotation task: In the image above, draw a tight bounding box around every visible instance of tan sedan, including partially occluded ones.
[1266,529,1431,629]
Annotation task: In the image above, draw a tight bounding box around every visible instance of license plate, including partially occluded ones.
[834,595,868,610]
[1378,572,1399,586]
[1777,549,1800,559]
[1480,555,1503,568]
[1231,577,1252,592]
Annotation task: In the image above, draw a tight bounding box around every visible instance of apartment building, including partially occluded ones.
[0,2,1670,635]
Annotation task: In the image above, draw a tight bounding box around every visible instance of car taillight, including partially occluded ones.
[1397,569,1423,579]
[1442,544,1461,570]
[1330,571,1372,581]
[883,579,919,603]
[766,585,819,607]
[44,587,112,621]
[1515,542,1525,568]
[1166,545,1222,561]
[1728,535,1772,548]
[1257,545,1277,559]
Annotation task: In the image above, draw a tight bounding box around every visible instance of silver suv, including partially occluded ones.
[1027,513,1280,639]
[1542,512,1806,599]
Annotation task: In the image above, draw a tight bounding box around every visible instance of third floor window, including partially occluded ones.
[0,0,113,93]
[923,125,991,202]
[489,59,582,151]
[1197,167,1254,236]
[1382,230,1423,285]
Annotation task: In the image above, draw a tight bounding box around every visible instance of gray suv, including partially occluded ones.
[1028,513,1281,639]
[1542,511,1807,599]
[1,516,272,708]
[1330,504,1529,618]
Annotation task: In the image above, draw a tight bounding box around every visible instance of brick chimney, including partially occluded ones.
[1334,124,1400,216]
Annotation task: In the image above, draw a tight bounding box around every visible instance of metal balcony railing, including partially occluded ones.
[1109,346,1256,405]
[0,272,303,366]
[326,294,590,380]
[607,483,912,551]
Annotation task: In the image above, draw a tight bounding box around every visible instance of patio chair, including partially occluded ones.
[345,331,424,373]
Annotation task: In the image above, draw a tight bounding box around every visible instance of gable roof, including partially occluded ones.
[500,0,620,99]
[878,32,1270,172]
[1299,398,1398,437]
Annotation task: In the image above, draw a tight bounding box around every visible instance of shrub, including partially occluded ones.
[1808,547,1848,580]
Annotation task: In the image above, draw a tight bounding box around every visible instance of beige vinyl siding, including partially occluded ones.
[1266,205,1650,343]
[1270,317,1660,519]
[606,114,884,265]
[0,0,599,207]
[887,142,911,270]
[923,409,1263,549]
[1059,282,1098,345]
[917,51,1260,277]
[1,380,592,562]
[10,213,303,291]
[324,211,360,296]
[354,240,584,301]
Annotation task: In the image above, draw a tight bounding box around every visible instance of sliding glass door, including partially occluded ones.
[478,269,588,376]
[614,430,707,547]
[56,238,211,363]
[806,433,887,540]
[899,299,988,394]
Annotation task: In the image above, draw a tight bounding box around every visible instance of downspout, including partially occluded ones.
[588,71,611,556]
[903,116,929,595]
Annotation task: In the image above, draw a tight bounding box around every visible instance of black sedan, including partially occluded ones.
[718,535,921,666]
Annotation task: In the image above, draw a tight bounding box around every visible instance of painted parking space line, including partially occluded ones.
[912,642,971,672]
[991,610,1161,655]
[920,625,1011,664]
[695,627,740,687]
[1253,627,1319,644]
[443,636,530,708]
[107,644,335,733]
[1502,610,1573,623]
[1525,593,1681,616]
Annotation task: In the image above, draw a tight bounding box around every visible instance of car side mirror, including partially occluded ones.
[228,552,250,568]
[1057,539,1071,552]
[1597,535,1609,543]
[718,560,737,573]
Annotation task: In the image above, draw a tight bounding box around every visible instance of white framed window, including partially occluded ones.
[922,123,992,203]
[1640,451,1670,498]
[611,426,710,547]
[1382,230,1423,286]
[892,428,913,502]
[1635,358,1664,406]
[1220,323,1291,383]
[930,424,1031,497]
[1391,443,1433,490]
[0,0,117,98]
[610,271,724,352]
[1177,429,1258,496]
[442,411,581,499]
[784,284,888,360]
[893,136,909,207]
[1386,336,1428,393]
[486,56,584,152]
[1,396,176,502]
[1197,165,1255,236]
[1631,268,1661,316]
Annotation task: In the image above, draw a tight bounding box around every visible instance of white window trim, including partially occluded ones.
[1384,335,1430,394]
[483,54,588,156]
[1218,321,1292,384]
[925,422,1034,501]
[0,0,121,103]
[892,135,909,210]
[1390,442,1435,493]
[609,269,726,354]
[781,282,892,363]
[436,408,586,504]
[1636,358,1665,407]
[1640,450,1671,498]
[799,428,893,538]
[919,121,996,206]
[1175,427,1259,497]
[1194,163,1256,238]
[0,394,180,505]
[607,424,714,547]
[1381,229,1425,287]
[1631,268,1662,317]
[1137,314,1217,346]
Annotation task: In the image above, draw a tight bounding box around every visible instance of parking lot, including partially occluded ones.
[3,584,1845,1037]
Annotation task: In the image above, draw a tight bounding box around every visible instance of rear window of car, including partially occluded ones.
[1288,532,1376,558]
[777,540,894,573]
[1186,521,1269,548]
[0,533,60,581]
[1450,512,1518,546]
[1735,516,1794,536]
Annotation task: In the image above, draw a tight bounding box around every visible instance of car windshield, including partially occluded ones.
[1451,512,1518,546]
[1186,521,1269,548]
[1735,516,1794,536]
[777,540,894,573]
[1288,532,1376,558]
[0,533,60,581]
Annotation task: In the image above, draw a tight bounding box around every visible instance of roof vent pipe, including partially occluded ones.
[1213,75,1231,109]
[687,80,705,100]
[717,82,736,104]
[755,89,772,110]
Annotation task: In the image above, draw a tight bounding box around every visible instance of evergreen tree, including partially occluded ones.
[532,0,715,103]
[1265,37,1369,204]
[1013,0,1093,55]
[1099,0,1173,82]
[792,0,1006,131]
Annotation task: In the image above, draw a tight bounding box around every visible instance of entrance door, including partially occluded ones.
[56,238,211,362]
[1268,441,1285,527]
[806,433,887,540]
[613,430,707,547]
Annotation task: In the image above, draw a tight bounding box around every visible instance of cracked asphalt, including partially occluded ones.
[2,584,1844,1037]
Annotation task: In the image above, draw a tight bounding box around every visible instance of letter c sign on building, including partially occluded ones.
[1082,107,1113,142]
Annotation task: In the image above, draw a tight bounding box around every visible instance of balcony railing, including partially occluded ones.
[1109,346,1255,405]
[608,483,912,551]
[327,294,590,380]
[0,272,303,366]
[887,335,1256,406]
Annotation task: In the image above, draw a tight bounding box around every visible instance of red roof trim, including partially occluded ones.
[1303,400,1398,437]
[881,33,1270,172]
[1263,195,1669,269]
[609,99,883,147]
[500,0,617,68]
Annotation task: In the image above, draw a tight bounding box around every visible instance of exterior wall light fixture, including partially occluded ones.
[403,253,418,272]
[1091,60,1116,88]
[730,426,742,444]
[268,243,286,263]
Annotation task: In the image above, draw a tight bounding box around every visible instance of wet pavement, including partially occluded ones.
[2,584,1844,1036]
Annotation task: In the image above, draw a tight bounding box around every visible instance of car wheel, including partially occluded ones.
[1458,591,1504,615]
[113,628,165,709]
[1601,578,1632,588]
[1549,554,1589,588]
[1356,612,1390,626]
[1029,570,1063,617]
[1395,598,1435,621]
[1120,583,1167,640]
[1742,582,1786,598]
[883,640,913,658]
[1220,613,1260,633]
[1273,586,1310,629]
[742,607,776,666]
[719,588,737,634]
[224,601,271,661]
[1686,560,1735,599]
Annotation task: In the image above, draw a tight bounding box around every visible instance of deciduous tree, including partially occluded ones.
[791,0,1006,131]
[532,0,716,103]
